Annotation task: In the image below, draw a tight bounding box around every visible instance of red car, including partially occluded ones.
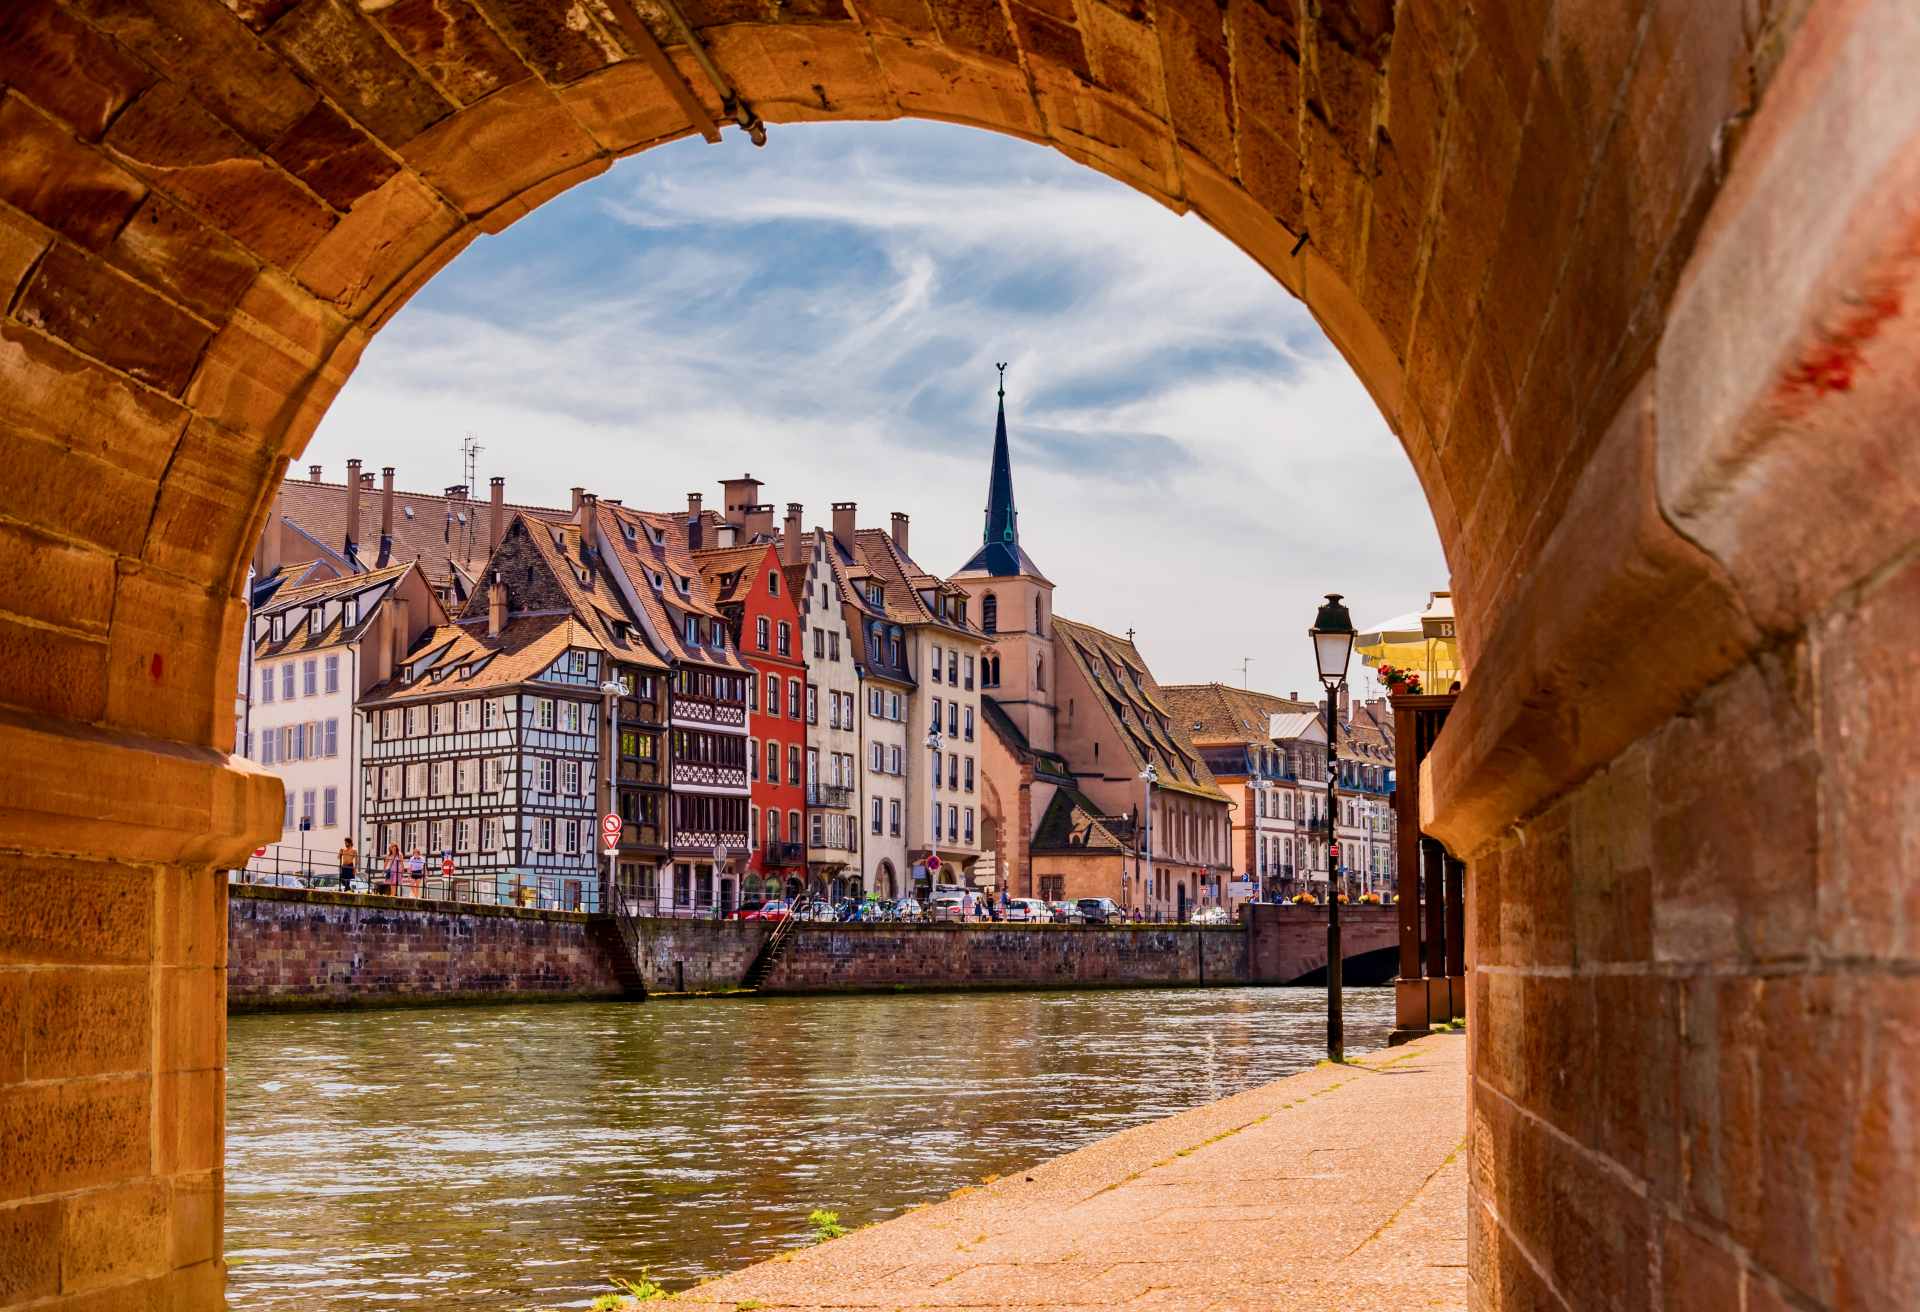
[738,899,791,922]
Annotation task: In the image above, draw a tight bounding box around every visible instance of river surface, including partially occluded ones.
[226,987,1393,1309]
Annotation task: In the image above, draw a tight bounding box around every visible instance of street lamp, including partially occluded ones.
[599,678,626,914]
[1139,761,1158,920]
[1309,592,1355,1061]
[925,724,942,896]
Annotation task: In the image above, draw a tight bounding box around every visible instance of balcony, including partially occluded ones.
[806,782,854,808]
[763,841,806,866]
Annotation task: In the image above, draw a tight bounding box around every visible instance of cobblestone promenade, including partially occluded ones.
[684,1034,1468,1311]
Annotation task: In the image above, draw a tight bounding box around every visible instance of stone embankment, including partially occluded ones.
[679,1034,1470,1311]
[227,887,1399,1010]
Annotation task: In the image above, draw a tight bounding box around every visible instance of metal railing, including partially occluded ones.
[232,845,599,911]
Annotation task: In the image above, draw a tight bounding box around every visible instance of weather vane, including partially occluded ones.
[996,361,1008,398]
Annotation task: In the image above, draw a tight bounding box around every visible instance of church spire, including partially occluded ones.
[984,362,1017,549]
[959,363,1045,579]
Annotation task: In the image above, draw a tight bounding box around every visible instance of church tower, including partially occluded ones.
[953,366,1056,753]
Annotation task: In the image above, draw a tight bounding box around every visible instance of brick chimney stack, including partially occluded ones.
[890,511,909,556]
[744,503,774,540]
[488,477,505,553]
[570,486,584,513]
[1338,683,1350,723]
[783,503,803,566]
[831,502,856,553]
[721,474,762,529]
[344,458,363,555]
[308,464,323,483]
[487,572,507,638]
[377,466,395,567]
[686,492,703,551]
[578,493,597,562]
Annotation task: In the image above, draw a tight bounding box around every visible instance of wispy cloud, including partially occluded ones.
[307,121,1445,695]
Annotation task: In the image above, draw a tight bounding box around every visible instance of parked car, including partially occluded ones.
[731,899,769,920]
[1047,900,1085,924]
[1190,905,1231,925]
[1076,897,1126,925]
[890,897,925,922]
[792,898,838,922]
[741,899,791,922]
[1007,898,1052,923]
[929,890,969,922]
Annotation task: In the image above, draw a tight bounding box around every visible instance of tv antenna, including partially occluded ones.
[1239,657,1252,689]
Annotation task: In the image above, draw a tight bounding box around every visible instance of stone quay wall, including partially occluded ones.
[227,884,628,1011]
[763,922,1251,992]
[228,891,1397,1010]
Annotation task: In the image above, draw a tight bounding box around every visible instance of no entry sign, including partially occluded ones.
[601,812,622,836]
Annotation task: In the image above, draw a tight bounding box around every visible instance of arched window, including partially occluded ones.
[981,593,997,633]
[1035,657,1045,691]
[1034,595,1043,634]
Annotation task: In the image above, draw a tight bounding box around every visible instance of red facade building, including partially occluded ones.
[694,540,810,900]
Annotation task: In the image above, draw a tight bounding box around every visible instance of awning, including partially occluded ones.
[1355,591,1461,689]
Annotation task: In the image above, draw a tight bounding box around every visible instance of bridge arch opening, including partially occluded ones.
[2,3,1916,1310]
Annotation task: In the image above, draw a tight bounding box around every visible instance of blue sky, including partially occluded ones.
[307,120,1444,696]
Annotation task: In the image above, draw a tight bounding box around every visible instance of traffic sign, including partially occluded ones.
[601,828,622,853]
[926,852,942,874]
[601,812,622,836]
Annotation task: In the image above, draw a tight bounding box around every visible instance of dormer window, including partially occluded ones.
[684,614,698,646]
[646,524,663,546]
[710,620,725,648]
[622,520,637,543]
[343,598,358,627]
[308,610,322,635]
[768,571,779,597]
[270,615,284,641]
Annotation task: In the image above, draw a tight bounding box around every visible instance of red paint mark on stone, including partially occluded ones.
[1776,289,1902,401]
[150,652,163,680]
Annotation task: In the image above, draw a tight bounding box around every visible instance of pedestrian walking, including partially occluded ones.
[337,837,357,892]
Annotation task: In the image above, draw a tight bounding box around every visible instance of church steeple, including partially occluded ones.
[960,364,1045,579]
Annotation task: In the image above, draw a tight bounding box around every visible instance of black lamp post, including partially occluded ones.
[1310,592,1356,1061]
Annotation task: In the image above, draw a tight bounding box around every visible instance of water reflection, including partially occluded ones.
[227,987,1393,1309]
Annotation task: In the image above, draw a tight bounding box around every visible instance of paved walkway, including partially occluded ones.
[681,1034,1469,1311]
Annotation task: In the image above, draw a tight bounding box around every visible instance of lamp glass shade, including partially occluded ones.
[1313,629,1355,681]
[1310,592,1356,681]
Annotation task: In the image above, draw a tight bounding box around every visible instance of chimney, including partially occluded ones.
[344,458,363,555]
[446,484,468,503]
[1339,683,1351,722]
[308,464,323,483]
[487,572,507,638]
[578,493,597,563]
[686,492,703,551]
[720,474,762,529]
[390,596,410,667]
[890,511,910,556]
[570,486,585,513]
[1290,690,1299,702]
[488,476,505,552]
[783,503,803,566]
[831,501,856,553]
[744,502,774,540]
[377,466,395,567]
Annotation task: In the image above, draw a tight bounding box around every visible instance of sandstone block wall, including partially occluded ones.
[763,922,1252,993]
[226,885,625,1010]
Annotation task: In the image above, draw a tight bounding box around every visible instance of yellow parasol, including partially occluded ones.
[1355,591,1461,690]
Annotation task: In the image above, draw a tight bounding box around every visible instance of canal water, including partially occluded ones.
[226,986,1394,1309]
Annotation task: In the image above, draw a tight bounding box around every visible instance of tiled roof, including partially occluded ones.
[1031,785,1134,854]
[274,476,567,586]
[361,614,593,705]
[849,528,980,637]
[1052,618,1226,802]
[515,513,669,672]
[691,543,775,608]
[593,503,742,669]
[251,561,433,659]
[1160,683,1319,745]
[980,696,1073,781]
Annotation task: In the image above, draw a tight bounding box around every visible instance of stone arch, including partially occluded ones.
[1,5,1916,1311]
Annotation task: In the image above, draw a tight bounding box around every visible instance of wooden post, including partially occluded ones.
[1444,852,1467,1020]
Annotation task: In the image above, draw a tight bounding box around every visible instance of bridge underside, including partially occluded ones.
[1,1,1917,1309]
